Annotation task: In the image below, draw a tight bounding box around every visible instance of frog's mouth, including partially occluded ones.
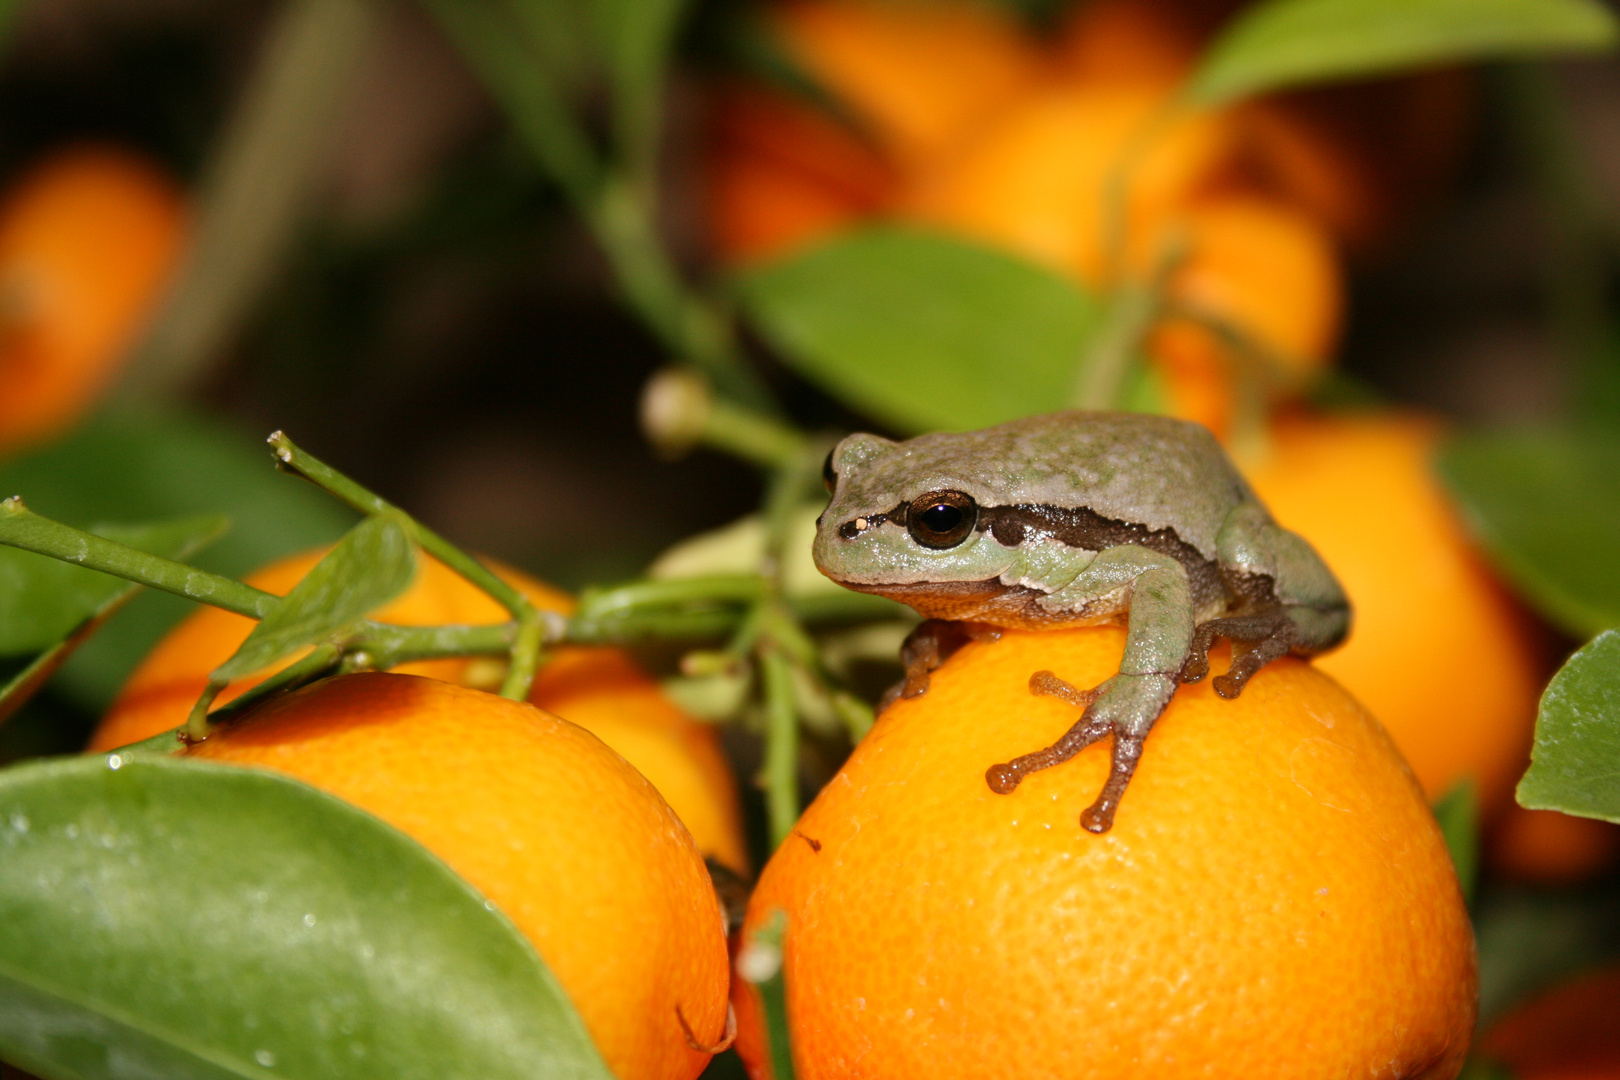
[841,577,1012,603]
[839,576,1054,624]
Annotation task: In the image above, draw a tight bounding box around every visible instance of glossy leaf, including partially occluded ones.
[737,226,1102,435]
[1516,630,1620,822]
[0,411,355,710]
[0,516,228,656]
[0,753,612,1079]
[213,513,415,684]
[1189,0,1620,106]
[0,517,227,728]
[1435,426,1620,638]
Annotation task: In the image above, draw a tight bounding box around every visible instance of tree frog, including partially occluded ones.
[813,411,1350,834]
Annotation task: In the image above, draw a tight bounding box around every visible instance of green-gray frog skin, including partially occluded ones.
[813,410,1350,834]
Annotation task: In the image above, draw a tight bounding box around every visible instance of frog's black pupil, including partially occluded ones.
[920,503,962,533]
[905,489,976,548]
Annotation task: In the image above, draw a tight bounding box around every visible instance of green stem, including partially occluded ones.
[359,622,514,666]
[577,574,767,620]
[589,180,771,409]
[703,397,811,471]
[1073,284,1163,411]
[114,725,187,757]
[0,498,274,619]
[419,0,600,204]
[123,0,374,398]
[566,607,743,645]
[421,0,773,411]
[760,646,801,849]
[266,432,548,700]
[1098,96,1186,290]
[1073,230,1188,411]
[190,643,343,741]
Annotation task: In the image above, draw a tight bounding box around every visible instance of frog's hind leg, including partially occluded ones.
[1179,610,1297,698]
[882,618,1002,709]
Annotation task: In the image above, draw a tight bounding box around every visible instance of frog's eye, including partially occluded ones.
[906,490,977,549]
[822,449,838,493]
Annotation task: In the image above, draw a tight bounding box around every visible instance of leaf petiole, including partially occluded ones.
[266,432,552,701]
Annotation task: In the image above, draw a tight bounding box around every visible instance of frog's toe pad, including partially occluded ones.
[1080,801,1116,834]
[1028,669,1102,709]
[985,762,1022,794]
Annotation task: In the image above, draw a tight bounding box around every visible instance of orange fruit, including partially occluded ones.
[1148,193,1341,437]
[1478,966,1620,1080]
[528,646,750,874]
[91,548,749,873]
[1487,802,1620,885]
[734,626,1477,1079]
[769,0,1045,172]
[707,84,896,265]
[186,671,731,1080]
[1054,0,1239,93]
[0,144,186,452]
[1240,411,1546,817]
[901,81,1233,284]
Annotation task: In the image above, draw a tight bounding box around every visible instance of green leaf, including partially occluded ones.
[1435,426,1620,638]
[0,753,612,1080]
[1516,630,1620,822]
[1474,881,1620,1025]
[737,226,1103,435]
[0,517,227,729]
[0,516,229,656]
[1189,0,1620,106]
[213,513,415,684]
[0,410,355,711]
[1432,781,1479,904]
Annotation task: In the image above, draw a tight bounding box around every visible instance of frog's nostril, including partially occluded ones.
[839,519,863,540]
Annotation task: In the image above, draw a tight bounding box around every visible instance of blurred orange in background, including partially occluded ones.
[1478,966,1620,1080]
[1240,412,1546,821]
[706,0,1471,438]
[769,0,1046,172]
[0,144,186,454]
[707,84,895,265]
[1489,802,1620,885]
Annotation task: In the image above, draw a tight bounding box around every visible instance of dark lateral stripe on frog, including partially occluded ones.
[978,503,1227,613]
[844,500,1229,614]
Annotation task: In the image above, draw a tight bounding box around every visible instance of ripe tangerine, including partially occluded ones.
[735,625,1476,1079]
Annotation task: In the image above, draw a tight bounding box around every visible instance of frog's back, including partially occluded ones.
[897,412,1254,559]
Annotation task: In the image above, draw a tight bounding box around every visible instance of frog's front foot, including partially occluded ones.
[985,669,1175,833]
[1180,611,1299,698]
[882,619,1002,709]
